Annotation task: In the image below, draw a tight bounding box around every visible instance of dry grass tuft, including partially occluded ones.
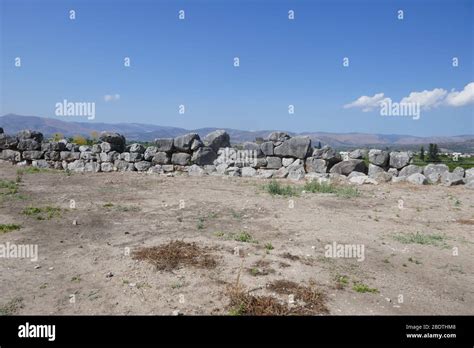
[132,240,217,271]
[267,279,329,314]
[456,219,474,225]
[227,285,292,315]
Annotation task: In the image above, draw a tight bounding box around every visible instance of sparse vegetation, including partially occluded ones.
[334,274,349,289]
[264,180,360,198]
[214,231,225,238]
[264,181,298,196]
[264,243,274,250]
[227,280,328,316]
[230,209,243,219]
[233,232,256,243]
[22,206,61,220]
[0,297,24,315]
[408,257,422,265]
[394,232,446,247]
[0,224,22,233]
[103,203,140,212]
[16,167,48,175]
[132,241,217,271]
[304,181,360,198]
[352,282,379,294]
[197,217,205,230]
[71,276,82,283]
[0,179,19,195]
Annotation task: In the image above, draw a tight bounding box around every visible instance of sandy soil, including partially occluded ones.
[0,162,473,315]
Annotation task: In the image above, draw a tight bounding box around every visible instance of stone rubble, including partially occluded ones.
[0,129,471,189]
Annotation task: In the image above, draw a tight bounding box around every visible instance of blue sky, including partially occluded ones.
[1,0,473,136]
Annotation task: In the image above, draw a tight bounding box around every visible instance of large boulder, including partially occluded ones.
[252,157,267,168]
[60,151,81,162]
[389,151,411,169]
[32,160,51,169]
[101,162,114,172]
[0,134,18,150]
[134,161,152,172]
[305,157,328,173]
[1,149,21,162]
[188,164,205,176]
[80,152,96,161]
[173,133,200,153]
[203,130,230,152]
[242,142,263,158]
[464,168,474,183]
[99,132,126,152]
[171,152,191,165]
[406,173,427,185]
[67,160,86,173]
[17,139,41,151]
[368,149,389,167]
[152,152,170,165]
[154,138,174,153]
[260,141,274,156]
[274,136,312,159]
[42,142,66,152]
[17,130,43,142]
[368,163,385,178]
[273,167,289,178]
[0,127,3,134]
[267,132,290,143]
[399,164,423,177]
[191,146,217,165]
[143,146,158,161]
[99,151,119,163]
[120,152,142,162]
[191,139,203,151]
[242,167,257,177]
[349,174,378,185]
[22,151,44,160]
[99,142,122,153]
[91,144,102,153]
[329,159,367,176]
[312,146,341,166]
[349,149,368,160]
[257,169,275,179]
[84,162,100,173]
[288,167,305,181]
[423,163,449,184]
[44,151,60,161]
[282,158,295,167]
[129,143,145,154]
[79,145,91,152]
[441,167,464,186]
[266,156,282,169]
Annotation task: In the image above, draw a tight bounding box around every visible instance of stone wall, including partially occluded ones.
[0,127,473,188]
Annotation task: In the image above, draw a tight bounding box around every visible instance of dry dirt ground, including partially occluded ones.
[0,162,473,315]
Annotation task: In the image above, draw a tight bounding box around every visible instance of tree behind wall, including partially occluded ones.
[427,143,440,162]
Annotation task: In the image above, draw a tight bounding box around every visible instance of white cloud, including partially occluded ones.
[444,82,474,107]
[343,93,391,112]
[400,88,447,109]
[104,94,120,102]
[345,82,474,112]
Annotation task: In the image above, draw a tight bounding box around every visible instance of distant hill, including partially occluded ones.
[1,114,473,152]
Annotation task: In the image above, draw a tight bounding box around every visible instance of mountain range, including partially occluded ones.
[1,114,473,152]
